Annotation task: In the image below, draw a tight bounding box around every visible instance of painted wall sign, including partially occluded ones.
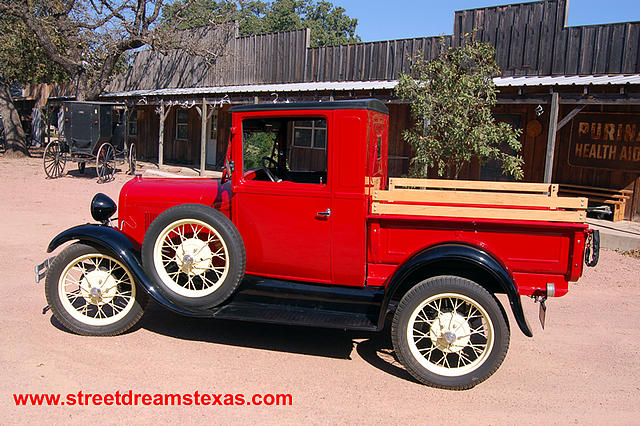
[569,113,640,171]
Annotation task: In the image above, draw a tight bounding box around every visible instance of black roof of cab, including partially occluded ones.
[229,98,389,115]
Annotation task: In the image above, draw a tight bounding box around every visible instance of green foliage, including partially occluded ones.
[163,0,360,47]
[0,15,67,84]
[243,131,276,169]
[395,37,524,180]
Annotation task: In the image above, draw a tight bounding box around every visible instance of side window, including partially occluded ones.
[128,109,138,136]
[242,117,327,185]
[176,109,189,140]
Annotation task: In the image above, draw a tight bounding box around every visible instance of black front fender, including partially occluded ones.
[47,224,208,317]
[379,243,533,337]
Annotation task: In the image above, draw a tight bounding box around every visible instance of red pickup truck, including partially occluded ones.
[37,99,599,389]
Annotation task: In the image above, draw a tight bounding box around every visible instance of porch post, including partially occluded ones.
[200,97,207,176]
[543,91,560,183]
[158,101,165,168]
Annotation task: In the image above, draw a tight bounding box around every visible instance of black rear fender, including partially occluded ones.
[379,243,533,337]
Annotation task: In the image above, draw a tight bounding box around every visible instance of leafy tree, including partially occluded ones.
[0,0,234,157]
[0,14,67,157]
[163,0,360,47]
[396,38,524,180]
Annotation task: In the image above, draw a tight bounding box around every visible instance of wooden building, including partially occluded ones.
[101,0,640,220]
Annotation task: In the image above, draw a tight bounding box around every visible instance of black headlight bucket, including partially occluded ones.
[91,193,117,223]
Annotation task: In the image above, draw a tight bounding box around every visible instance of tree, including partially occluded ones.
[163,0,360,47]
[0,0,234,156]
[395,38,524,180]
[0,14,67,157]
[0,0,232,102]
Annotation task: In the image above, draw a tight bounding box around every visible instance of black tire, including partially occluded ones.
[45,243,148,336]
[391,276,510,390]
[141,204,246,309]
[78,162,86,174]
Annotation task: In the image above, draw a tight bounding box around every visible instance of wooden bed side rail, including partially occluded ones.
[389,178,558,195]
[373,189,587,210]
[370,203,586,222]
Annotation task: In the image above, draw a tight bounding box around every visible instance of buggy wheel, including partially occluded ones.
[96,142,116,183]
[128,143,136,175]
[45,243,148,336]
[78,162,86,174]
[43,141,66,178]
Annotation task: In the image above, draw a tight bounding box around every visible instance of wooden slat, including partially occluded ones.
[371,203,586,223]
[374,189,587,209]
[560,183,633,194]
[389,178,557,193]
[559,188,630,199]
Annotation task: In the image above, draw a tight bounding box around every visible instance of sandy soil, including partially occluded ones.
[1,153,639,425]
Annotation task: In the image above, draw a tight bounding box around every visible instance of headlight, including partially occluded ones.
[91,193,117,223]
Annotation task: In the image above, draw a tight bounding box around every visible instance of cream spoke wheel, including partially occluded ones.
[407,292,494,377]
[153,218,230,298]
[57,253,137,327]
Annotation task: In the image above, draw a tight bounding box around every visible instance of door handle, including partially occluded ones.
[317,209,331,217]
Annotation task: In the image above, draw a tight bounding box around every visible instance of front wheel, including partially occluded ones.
[391,276,510,390]
[45,243,148,336]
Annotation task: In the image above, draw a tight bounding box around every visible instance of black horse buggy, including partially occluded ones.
[43,101,135,182]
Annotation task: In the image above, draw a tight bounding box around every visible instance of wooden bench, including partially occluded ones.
[558,184,632,222]
[371,178,587,223]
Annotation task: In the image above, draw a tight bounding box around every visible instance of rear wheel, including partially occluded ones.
[43,141,66,178]
[45,243,148,336]
[142,204,245,309]
[391,276,510,390]
[96,142,116,183]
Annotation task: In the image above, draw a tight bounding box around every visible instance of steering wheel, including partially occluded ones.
[261,156,283,182]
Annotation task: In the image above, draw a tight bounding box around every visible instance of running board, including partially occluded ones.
[207,275,384,331]
[212,302,378,331]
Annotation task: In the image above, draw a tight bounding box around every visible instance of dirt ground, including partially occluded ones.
[1,153,639,425]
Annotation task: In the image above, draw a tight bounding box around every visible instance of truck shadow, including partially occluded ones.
[139,302,419,383]
[50,301,419,383]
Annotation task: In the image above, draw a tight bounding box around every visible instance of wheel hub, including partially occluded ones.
[80,270,117,305]
[175,238,212,275]
[429,312,471,353]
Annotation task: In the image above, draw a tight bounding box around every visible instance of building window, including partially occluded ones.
[209,112,217,141]
[128,109,137,136]
[292,119,326,149]
[176,109,189,140]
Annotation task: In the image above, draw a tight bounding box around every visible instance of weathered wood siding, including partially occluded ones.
[453,0,640,76]
[110,0,640,93]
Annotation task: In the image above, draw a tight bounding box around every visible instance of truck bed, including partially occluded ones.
[367,178,589,297]
[371,178,587,223]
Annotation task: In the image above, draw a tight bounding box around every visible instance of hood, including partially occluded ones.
[117,176,232,247]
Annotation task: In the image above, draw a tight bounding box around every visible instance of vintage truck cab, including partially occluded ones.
[38,99,599,390]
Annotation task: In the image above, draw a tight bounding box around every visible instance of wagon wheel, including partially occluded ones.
[96,142,116,183]
[128,143,136,175]
[43,141,67,179]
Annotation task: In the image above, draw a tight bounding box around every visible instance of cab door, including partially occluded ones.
[231,113,332,284]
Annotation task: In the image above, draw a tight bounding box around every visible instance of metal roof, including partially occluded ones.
[493,74,640,86]
[102,74,640,98]
[104,81,398,98]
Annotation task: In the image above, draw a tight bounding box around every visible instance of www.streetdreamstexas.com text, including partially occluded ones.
[13,390,293,406]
